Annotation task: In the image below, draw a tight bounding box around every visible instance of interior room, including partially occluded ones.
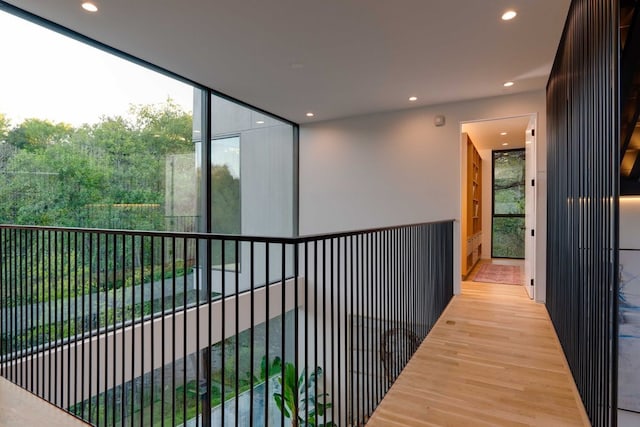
[461,115,535,296]
[0,1,631,426]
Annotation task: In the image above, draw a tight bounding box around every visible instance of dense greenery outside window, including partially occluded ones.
[0,7,298,425]
[0,10,201,232]
[492,149,525,258]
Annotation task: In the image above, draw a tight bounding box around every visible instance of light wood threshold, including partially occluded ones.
[0,376,90,427]
[367,281,591,426]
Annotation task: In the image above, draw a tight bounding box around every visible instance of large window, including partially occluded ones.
[0,9,201,232]
[492,149,525,258]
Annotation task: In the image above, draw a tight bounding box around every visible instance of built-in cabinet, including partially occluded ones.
[462,135,482,277]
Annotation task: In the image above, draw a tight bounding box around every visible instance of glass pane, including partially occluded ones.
[493,150,525,215]
[212,136,241,235]
[0,9,201,232]
[210,94,295,283]
[492,216,525,258]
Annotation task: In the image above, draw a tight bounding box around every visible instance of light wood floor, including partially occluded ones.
[367,281,591,427]
[0,376,90,427]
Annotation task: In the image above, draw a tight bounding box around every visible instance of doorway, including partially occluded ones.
[460,114,537,299]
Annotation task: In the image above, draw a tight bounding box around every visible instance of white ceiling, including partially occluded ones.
[462,115,532,152]
[2,0,570,124]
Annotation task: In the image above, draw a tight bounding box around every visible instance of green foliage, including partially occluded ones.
[492,150,525,258]
[0,100,203,230]
[0,113,10,142]
[6,118,73,151]
[272,358,336,427]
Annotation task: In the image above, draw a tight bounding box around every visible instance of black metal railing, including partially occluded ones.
[0,220,453,426]
[546,0,618,425]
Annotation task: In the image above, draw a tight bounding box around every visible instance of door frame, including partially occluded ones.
[459,113,538,300]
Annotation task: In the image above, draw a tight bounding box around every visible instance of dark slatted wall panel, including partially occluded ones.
[546,1,619,426]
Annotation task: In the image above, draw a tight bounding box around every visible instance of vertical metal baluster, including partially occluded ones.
[126,234,132,425]
[249,241,255,427]
[293,241,299,427]
[349,235,354,425]
[0,229,4,379]
[171,237,176,427]
[87,232,92,422]
[322,239,327,427]
[111,234,117,427]
[160,236,166,426]
[80,232,86,419]
[32,228,36,396]
[357,234,362,424]
[235,240,240,427]
[367,233,372,419]
[66,231,71,415]
[140,235,146,427]
[183,237,188,427]
[221,239,226,427]
[94,233,101,424]
[54,230,59,407]
[130,234,137,427]
[330,238,335,426]
[195,237,201,427]
[336,237,342,426]
[205,236,213,427]
[19,229,24,389]
[304,240,309,426]
[150,235,156,427]
[264,242,270,427]
[280,241,285,427]
[314,239,319,427]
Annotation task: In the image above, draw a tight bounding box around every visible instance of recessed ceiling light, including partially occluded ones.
[82,2,98,12]
[409,96,418,102]
[306,112,314,117]
[256,120,265,124]
[502,142,509,146]
[500,132,508,136]
[502,10,517,21]
[503,81,515,87]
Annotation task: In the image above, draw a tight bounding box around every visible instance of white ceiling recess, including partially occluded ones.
[2,0,570,123]
[462,115,532,151]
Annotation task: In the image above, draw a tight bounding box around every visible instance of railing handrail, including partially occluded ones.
[0,219,455,243]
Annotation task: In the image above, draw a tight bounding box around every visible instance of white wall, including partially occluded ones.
[299,90,547,299]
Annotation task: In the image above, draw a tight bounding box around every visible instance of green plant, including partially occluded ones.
[272,358,336,427]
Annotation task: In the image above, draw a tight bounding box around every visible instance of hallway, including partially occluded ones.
[367,281,590,426]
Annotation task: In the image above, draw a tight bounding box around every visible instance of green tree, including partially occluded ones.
[0,100,207,231]
[0,143,109,226]
[6,118,73,151]
[0,113,10,142]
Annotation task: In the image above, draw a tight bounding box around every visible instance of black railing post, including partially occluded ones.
[0,220,454,427]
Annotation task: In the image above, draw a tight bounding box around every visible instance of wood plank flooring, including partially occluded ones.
[0,376,90,427]
[367,281,591,426]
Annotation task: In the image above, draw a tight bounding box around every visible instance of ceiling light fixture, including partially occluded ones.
[501,10,517,21]
[306,112,314,117]
[503,81,514,87]
[500,132,507,136]
[82,1,98,12]
[256,120,265,124]
[409,96,418,102]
